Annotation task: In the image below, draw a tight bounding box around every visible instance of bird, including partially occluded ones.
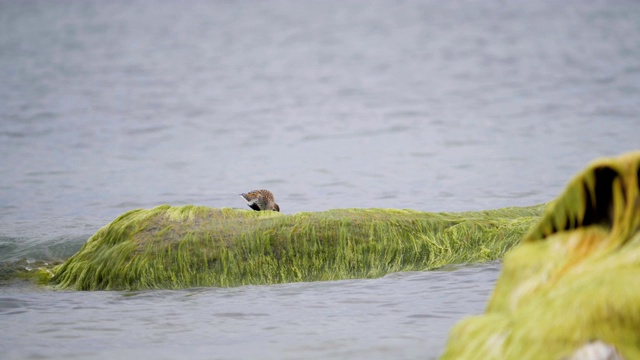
[240,189,280,212]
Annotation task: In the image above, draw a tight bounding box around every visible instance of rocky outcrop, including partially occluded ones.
[441,151,640,360]
[51,205,541,290]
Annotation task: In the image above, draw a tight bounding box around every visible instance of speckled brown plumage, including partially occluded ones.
[240,189,280,211]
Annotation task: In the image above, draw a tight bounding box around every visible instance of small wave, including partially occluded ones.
[0,235,87,282]
[0,234,87,264]
[0,258,58,282]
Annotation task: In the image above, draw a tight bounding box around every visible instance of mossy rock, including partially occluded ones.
[50,204,543,290]
[441,151,640,360]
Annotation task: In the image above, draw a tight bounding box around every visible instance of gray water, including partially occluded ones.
[0,0,639,359]
[1,265,498,360]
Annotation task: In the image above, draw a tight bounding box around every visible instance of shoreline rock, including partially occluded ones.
[50,205,543,290]
[441,151,640,360]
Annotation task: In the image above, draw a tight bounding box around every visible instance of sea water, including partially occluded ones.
[1,0,639,359]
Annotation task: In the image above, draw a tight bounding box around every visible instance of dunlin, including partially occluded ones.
[240,189,280,212]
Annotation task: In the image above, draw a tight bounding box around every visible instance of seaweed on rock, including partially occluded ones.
[51,205,543,290]
[441,151,640,360]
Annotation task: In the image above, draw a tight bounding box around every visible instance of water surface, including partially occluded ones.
[1,0,639,359]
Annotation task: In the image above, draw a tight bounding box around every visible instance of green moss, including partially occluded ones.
[441,151,640,360]
[50,205,543,290]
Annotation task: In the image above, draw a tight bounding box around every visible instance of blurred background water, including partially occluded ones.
[0,0,639,359]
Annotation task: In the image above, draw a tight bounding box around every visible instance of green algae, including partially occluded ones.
[0,258,59,285]
[441,151,640,360]
[50,205,543,290]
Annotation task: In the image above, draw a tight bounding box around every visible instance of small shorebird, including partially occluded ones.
[240,189,280,212]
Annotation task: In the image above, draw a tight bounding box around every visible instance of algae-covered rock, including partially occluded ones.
[51,205,542,290]
[441,151,640,360]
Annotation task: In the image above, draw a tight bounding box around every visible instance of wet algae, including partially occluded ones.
[51,205,542,290]
[441,151,640,360]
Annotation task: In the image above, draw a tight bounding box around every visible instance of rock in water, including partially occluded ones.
[441,151,640,360]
